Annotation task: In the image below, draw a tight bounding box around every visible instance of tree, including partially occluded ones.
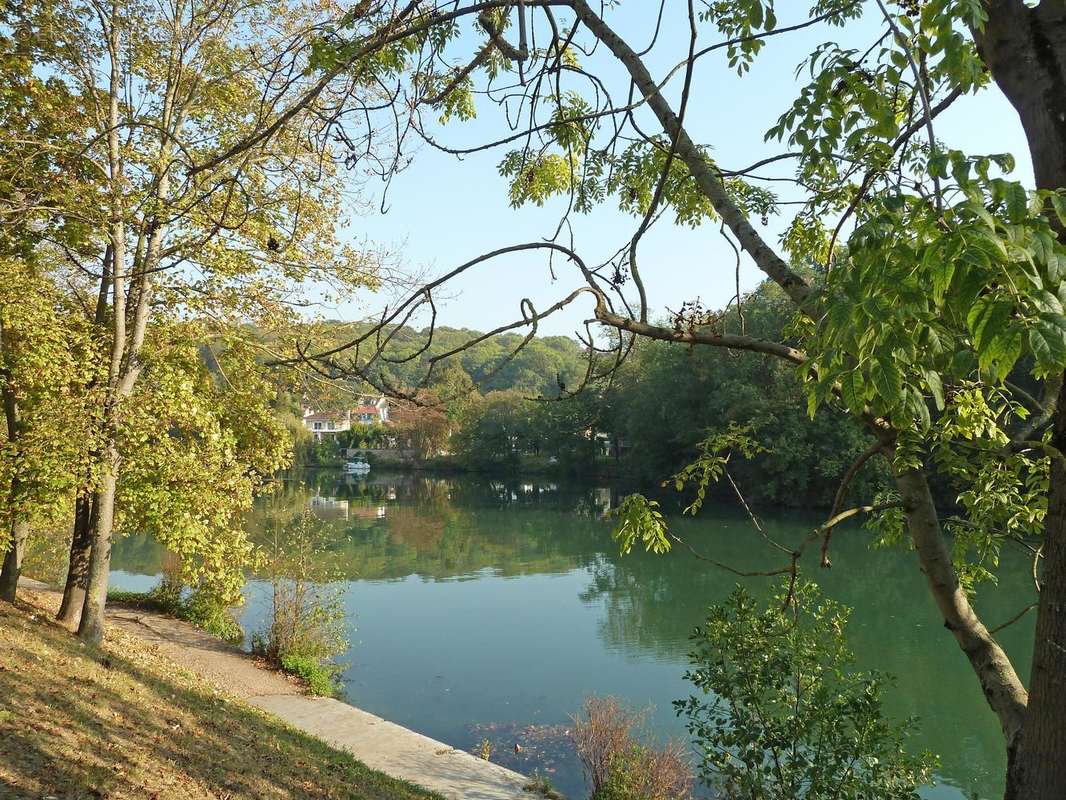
[114,321,292,611]
[610,282,885,506]
[0,262,91,601]
[679,582,936,799]
[0,6,96,601]
[240,2,1066,796]
[452,390,537,466]
[392,403,453,459]
[11,0,380,642]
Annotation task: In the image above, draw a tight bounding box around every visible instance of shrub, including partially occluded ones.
[109,555,243,646]
[677,582,937,800]
[253,509,349,696]
[572,697,692,800]
[524,772,565,799]
[278,652,341,697]
[180,587,243,644]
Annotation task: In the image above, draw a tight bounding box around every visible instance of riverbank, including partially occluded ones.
[0,585,536,800]
[297,452,632,483]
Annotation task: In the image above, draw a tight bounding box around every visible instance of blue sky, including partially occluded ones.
[328,2,1034,337]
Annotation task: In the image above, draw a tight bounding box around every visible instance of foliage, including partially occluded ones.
[610,281,888,507]
[3,0,381,637]
[391,404,452,459]
[252,509,349,697]
[450,391,533,465]
[677,583,937,799]
[571,696,693,800]
[108,585,243,645]
[805,159,1066,429]
[116,322,292,608]
[523,772,565,800]
[666,423,765,516]
[0,259,92,548]
[277,652,340,698]
[862,382,1050,592]
[612,495,671,556]
[340,423,391,450]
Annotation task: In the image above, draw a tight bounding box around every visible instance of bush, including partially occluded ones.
[181,588,244,644]
[109,560,243,646]
[278,652,341,697]
[252,510,349,696]
[572,697,692,800]
[677,582,937,800]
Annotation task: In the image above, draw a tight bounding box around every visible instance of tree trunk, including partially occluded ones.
[974,5,1066,797]
[893,466,1029,742]
[975,1,1066,195]
[76,451,117,645]
[57,491,95,624]
[0,323,26,603]
[1005,379,1066,799]
[0,518,30,602]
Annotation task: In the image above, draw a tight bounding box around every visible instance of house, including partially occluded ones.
[302,409,351,439]
[354,395,390,424]
[302,397,391,439]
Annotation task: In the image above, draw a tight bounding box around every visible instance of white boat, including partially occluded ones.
[344,459,371,474]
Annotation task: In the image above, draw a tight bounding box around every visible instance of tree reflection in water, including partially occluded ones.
[109,470,1034,800]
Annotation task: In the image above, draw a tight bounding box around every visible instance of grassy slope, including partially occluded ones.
[0,595,441,800]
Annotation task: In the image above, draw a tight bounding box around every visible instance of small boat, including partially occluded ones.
[344,459,370,474]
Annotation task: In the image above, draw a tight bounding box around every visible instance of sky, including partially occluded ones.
[322,1,1035,338]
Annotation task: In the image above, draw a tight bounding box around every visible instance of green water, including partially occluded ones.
[110,471,1035,799]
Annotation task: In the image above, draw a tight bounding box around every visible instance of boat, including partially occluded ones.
[344,458,371,474]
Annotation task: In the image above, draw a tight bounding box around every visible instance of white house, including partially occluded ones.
[302,409,351,439]
[353,395,390,425]
[303,397,390,439]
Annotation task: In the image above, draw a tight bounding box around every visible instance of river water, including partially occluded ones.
[109,470,1036,799]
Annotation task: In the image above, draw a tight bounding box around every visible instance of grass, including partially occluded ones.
[524,771,566,799]
[277,653,340,698]
[0,594,442,800]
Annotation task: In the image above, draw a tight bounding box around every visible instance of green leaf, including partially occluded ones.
[1005,183,1028,223]
[967,298,1013,354]
[840,369,865,413]
[930,252,955,305]
[869,358,903,408]
[923,369,945,411]
[1051,193,1066,228]
[982,329,1023,381]
[1029,316,1066,374]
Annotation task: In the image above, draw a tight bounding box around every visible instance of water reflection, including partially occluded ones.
[111,470,1034,800]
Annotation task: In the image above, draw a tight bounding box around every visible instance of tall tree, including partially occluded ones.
[0,9,94,600]
[220,2,1066,796]
[969,5,1066,795]
[12,0,381,641]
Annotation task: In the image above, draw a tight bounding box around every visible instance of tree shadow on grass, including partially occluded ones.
[0,599,439,800]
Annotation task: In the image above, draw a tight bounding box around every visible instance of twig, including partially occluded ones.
[990,602,1039,635]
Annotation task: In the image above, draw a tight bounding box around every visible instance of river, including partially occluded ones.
[109,470,1036,799]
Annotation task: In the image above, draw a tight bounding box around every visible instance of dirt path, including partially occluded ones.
[20,579,536,800]
[107,606,299,698]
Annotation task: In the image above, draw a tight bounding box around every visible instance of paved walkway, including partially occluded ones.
[250,695,531,800]
[21,579,534,800]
